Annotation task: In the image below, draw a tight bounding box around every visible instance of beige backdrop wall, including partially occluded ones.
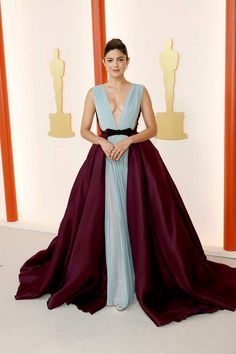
[0,0,225,248]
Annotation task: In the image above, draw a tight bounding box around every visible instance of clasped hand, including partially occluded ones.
[101,138,131,160]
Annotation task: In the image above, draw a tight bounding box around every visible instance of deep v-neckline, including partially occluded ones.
[102,83,134,129]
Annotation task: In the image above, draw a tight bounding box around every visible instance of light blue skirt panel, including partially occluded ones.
[105,135,135,307]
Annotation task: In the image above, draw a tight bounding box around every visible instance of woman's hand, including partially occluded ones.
[109,137,132,160]
[99,138,116,159]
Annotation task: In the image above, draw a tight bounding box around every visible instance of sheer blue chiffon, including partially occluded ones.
[92,83,144,307]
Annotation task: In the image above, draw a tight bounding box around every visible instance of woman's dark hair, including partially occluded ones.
[104,38,129,59]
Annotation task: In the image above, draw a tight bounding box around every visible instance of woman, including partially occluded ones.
[15,38,236,327]
[81,39,157,312]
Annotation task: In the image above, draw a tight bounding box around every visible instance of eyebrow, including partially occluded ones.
[106,56,125,59]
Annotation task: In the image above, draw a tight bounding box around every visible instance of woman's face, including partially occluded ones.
[103,49,129,78]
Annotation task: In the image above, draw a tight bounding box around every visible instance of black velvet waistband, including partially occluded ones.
[101,128,137,139]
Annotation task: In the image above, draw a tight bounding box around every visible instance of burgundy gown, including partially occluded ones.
[15,83,236,326]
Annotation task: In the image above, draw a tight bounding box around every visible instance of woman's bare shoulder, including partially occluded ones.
[86,84,103,96]
[134,82,146,91]
[83,86,98,107]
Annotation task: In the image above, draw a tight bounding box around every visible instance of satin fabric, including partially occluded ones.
[15,144,107,313]
[15,136,236,326]
[127,140,236,325]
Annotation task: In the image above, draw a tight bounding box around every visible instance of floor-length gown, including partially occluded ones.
[15,82,236,326]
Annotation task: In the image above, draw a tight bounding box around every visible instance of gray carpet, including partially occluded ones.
[1,226,236,354]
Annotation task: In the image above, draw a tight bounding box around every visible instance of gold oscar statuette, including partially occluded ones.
[156,38,187,140]
[48,49,75,138]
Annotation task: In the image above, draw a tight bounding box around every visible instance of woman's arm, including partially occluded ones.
[80,88,104,145]
[80,88,115,158]
[128,85,157,144]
